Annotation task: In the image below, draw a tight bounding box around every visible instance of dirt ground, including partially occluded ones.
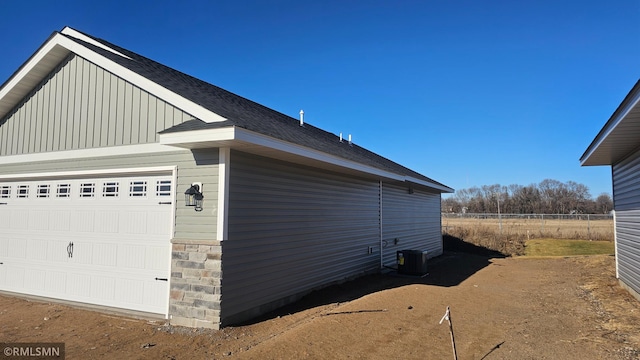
[2,251,640,359]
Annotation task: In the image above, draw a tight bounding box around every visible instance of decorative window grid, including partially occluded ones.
[103,182,119,197]
[37,184,50,198]
[156,180,172,196]
[57,184,71,198]
[17,185,29,198]
[0,185,10,198]
[80,183,95,197]
[129,181,147,197]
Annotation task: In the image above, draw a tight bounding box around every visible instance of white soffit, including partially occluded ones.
[0,36,70,119]
[0,29,227,123]
[581,81,640,166]
[160,126,454,193]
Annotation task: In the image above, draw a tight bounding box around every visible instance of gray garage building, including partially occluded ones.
[0,27,453,329]
[581,79,640,301]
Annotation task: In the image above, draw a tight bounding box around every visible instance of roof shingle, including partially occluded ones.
[60,29,452,192]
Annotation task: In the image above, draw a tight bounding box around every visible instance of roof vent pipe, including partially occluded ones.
[339,133,343,142]
[348,134,352,145]
[299,110,304,126]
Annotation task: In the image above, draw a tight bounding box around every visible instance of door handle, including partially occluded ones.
[155,277,168,281]
[67,242,74,258]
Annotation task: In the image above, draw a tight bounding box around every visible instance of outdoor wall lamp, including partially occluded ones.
[184,183,203,211]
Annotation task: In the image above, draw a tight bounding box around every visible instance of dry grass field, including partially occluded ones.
[442,215,614,256]
[442,216,613,240]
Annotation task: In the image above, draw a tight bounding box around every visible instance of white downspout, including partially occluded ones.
[613,210,619,279]
[379,180,383,269]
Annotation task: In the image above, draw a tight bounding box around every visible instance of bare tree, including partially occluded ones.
[594,193,613,214]
[442,179,609,214]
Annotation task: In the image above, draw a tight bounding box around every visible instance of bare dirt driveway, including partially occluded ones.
[1,251,639,359]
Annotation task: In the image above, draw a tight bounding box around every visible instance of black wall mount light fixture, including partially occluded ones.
[184,182,204,211]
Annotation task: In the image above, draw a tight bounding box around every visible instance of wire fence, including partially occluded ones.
[441,213,614,241]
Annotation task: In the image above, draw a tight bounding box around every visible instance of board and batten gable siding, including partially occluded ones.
[381,184,443,267]
[221,151,381,324]
[612,146,640,297]
[0,149,219,240]
[0,54,192,156]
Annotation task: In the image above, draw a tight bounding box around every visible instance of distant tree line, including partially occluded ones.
[442,179,613,214]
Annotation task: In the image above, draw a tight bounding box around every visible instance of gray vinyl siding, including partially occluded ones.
[221,151,381,324]
[0,148,219,241]
[612,147,640,296]
[381,184,443,267]
[616,210,640,295]
[613,147,640,211]
[0,54,192,156]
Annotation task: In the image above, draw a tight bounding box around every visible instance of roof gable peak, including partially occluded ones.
[0,27,226,123]
[60,26,131,60]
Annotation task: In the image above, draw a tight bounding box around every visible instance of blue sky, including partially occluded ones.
[1,1,638,198]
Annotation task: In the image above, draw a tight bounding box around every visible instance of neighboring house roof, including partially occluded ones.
[581,79,640,166]
[0,26,453,193]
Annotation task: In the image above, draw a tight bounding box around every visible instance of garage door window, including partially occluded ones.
[103,182,119,197]
[80,183,95,197]
[129,181,147,197]
[17,185,29,198]
[0,185,9,198]
[156,180,171,196]
[57,184,71,198]
[37,184,50,198]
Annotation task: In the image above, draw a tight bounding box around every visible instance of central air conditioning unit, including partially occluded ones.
[397,250,428,275]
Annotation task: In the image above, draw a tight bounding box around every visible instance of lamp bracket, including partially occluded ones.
[191,182,203,192]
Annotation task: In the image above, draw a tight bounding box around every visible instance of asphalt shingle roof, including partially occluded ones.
[60,30,451,191]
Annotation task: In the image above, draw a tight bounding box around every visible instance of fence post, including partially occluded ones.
[587,214,591,240]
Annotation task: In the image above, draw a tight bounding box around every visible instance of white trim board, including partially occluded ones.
[61,27,132,60]
[217,147,230,241]
[0,143,185,165]
[0,165,176,180]
[160,126,454,193]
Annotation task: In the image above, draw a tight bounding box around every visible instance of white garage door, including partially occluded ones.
[0,173,174,315]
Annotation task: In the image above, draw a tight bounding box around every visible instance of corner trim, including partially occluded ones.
[217,147,230,241]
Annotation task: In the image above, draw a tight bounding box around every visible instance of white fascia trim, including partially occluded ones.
[61,27,132,60]
[161,126,453,191]
[581,88,640,165]
[56,35,226,123]
[0,165,176,180]
[405,177,454,193]
[159,127,235,145]
[233,127,406,182]
[1,32,225,124]
[217,147,230,241]
[235,128,453,192]
[0,143,184,165]
[0,35,67,103]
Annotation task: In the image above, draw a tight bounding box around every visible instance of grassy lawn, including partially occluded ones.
[524,238,615,257]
